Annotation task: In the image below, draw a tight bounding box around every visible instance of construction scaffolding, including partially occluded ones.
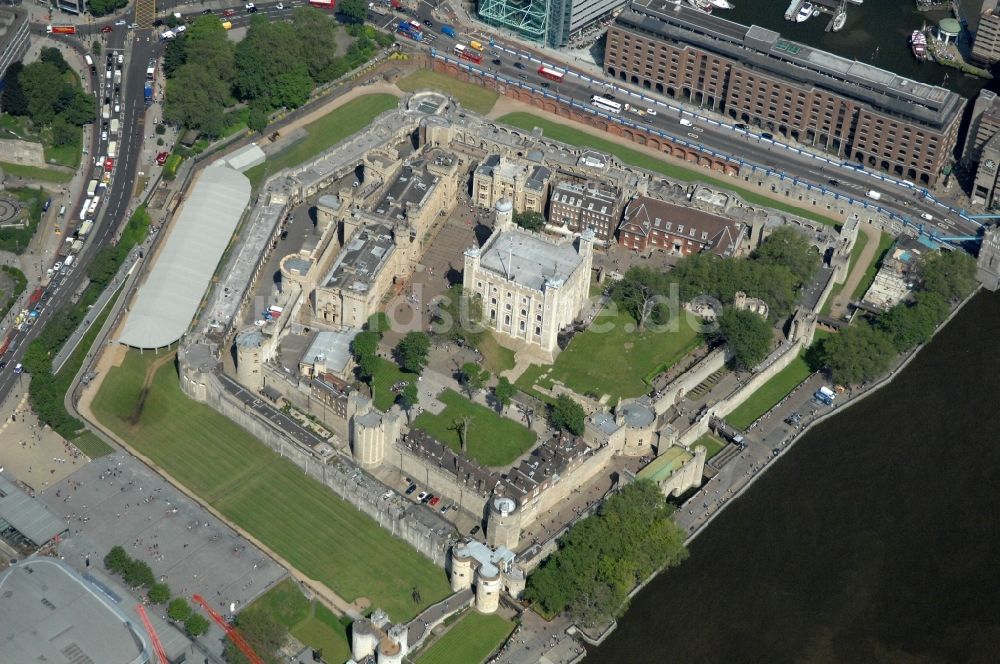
[478,0,553,44]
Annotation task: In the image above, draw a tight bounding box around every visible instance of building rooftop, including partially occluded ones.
[119,166,250,349]
[453,539,518,579]
[499,434,592,501]
[300,329,358,375]
[621,196,744,257]
[637,447,693,483]
[621,0,964,129]
[0,559,150,664]
[474,228,587,291]
[324,222,396,292]
[621,399,656,428]
[0,472,67,546]
[550,180,620,216]
[525,164,551,191]
[373,159,440,222]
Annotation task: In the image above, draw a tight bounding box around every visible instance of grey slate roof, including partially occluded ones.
[0,472,66,545]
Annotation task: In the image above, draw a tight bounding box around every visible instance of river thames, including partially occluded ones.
[587,290,1000,662]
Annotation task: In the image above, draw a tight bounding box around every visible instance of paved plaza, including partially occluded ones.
[36,452,287,617]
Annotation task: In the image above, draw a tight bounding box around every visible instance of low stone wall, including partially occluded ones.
[711,340,804,422]
[652,348,727,414]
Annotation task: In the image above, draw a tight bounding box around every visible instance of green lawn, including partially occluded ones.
[0,113,80,169]
[371,356,415,411]
[821,228,870,316]
[92,351,450,621]
[694,432,727,460]
[70,430,114,458]
[0,161,72,183]
[498,113,841,228]
[475,333,515,374]
[851,231,894,301]
[416,610,514,664]
[397,70,499,115]
[251,578,351,663]
[412,389,536,467]
[521,307,701,402]
[725,355,813,430]
[244,93,399,188]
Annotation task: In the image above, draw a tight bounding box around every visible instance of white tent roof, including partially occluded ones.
[119,166,250,349]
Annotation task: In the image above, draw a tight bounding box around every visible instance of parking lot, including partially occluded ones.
[36,452,287,618]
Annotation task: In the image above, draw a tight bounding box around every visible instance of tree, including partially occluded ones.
[712,307,773,370]
[550,394,585,435]
[397,383,418,421]
[50,116,78,147]
[609,267,674,330]
[339,0,367,23]
[104,545,129,574]
[162,37,189,78]
[524,481,688,626]
[752,225,821,287]
[819,322,895,385]
[167,598,192,622]
[459,362,490,398]
[19,62,64,124]
[919,250,977,303]
[184,613,211,637]
[394,331,431,374]
[493,376,515,412]
[248,101,269,133]
[163,63,232,136]
[356,352,379,386]
[39,47,69,73]
[351,330,380,361]
[1,62,28,116]
[148,582,171,605]
[122,559,155,588]
[450,415,471,453]
[92,41,102,56]
[513,210,545,231]
[88,0,128,16]
[292,7,344,81]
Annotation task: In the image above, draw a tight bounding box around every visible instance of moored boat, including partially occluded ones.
[686,0,713,12]
[832,11,847,31]
[708,0,733,8]
[795,2,814,22]
[911,29,927,61]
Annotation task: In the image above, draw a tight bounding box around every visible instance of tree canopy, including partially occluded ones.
[711,307,773,370]
[549,394,585,435]
[394,331,431,374]
[459,362,490,398]
[918,250,977,303]
[818,321,895,385]
[494,376,515,411]
[525,481,688,626]
[513,210,545,231]
[5,59,94,129]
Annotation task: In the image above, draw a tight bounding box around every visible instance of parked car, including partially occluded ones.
[416,491,428,502]
[101,26,113,33]
[469,525,481,535]
[156,151,169,166]
[114,19,127,26]
[429,496,441,507]
[514,61,525,69]
[405,484,417,495]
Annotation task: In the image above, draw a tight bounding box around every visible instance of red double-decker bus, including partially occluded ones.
[537,66,565,82]
[309,0,335,9]
[454,44,483,64]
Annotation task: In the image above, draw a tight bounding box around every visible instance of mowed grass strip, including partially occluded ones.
[397,69,499,115]
[545,307,701,401]
[371,356,415,411]
[724,355,813,430]
[245,93,400,188]
[416,610,514,664]
[852,231,894,301]
[0,161,73,183]
[92,351,450,621]
[694,432,728,460]
[251,578,351,663]
[412,389,535,467]
[498,112,841,228]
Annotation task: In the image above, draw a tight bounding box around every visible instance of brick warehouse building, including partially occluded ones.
[618,196,745,256]
[604,0,966,186]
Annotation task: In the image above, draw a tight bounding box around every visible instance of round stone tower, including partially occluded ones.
[351,410,387,468]
[234,327,265,391]
[475,568,502,613]
[449,546,475,592]
[494,197,513,230]
[350,618,377,661]
[486,495,521,550]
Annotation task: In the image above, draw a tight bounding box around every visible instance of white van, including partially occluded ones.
[679,118,693,127]
[110,118,120,135]
[866,190,882,201]
[108,141,118,158]
[79,198,92,220]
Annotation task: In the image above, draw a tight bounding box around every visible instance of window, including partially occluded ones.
[519,320,526,331]
[535,326,542,335]
[505,303,512,311]
[504,314,510,325]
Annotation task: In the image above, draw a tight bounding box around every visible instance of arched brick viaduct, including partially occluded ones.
[431,59,739,177]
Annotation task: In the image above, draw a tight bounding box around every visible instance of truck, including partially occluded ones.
[88,196,101,215]
[86,180,98,197]
[146,63,155,81]
[441,24,456,38]
[866,189,882,201]
[80,198,92,220]
[397,20,423,41]
[85,54,95,73]
[144,82,153,105]
[469,40,483,50]
[813,386,836,406]
[63,255,75,269]
[108,141,118,158]
[71,239,84,254]
[46,25,76,35]
[29,287,44,306]
[110,119,119,135]
[102,104,111,120]
[77,220,94,239]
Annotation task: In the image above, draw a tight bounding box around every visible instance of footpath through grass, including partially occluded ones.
[725,354,813,430]
[821,229,870,316]
[499,112,841,228]
[416,610,513,664]
[252,578,351,663]
[851,231,894,301]
[92,351,450,621]
[412,389,536,467]
[397,70,499,115]
[245,93,399,188]
[518,307,701,402]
